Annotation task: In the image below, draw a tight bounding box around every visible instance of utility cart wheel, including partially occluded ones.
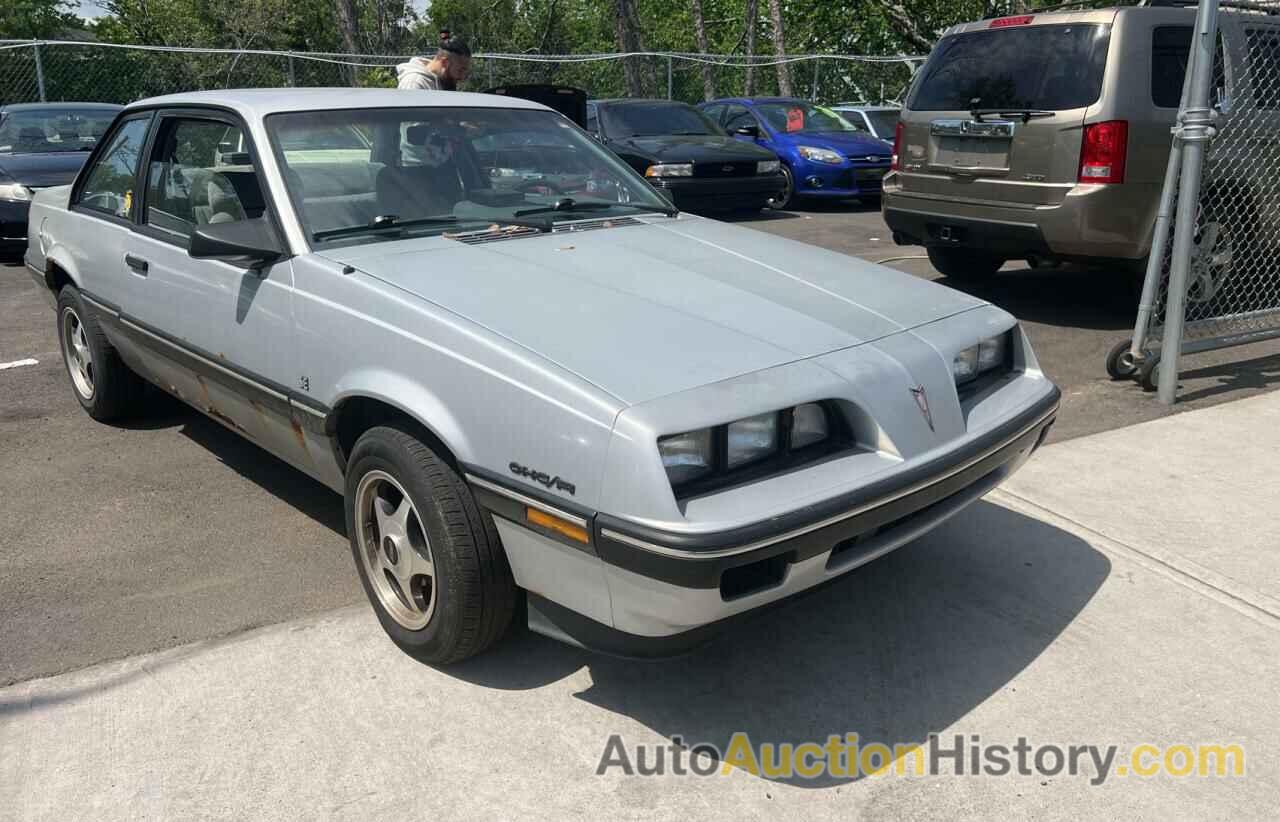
[1105,338,1140,381]
[1138,354,1162,393]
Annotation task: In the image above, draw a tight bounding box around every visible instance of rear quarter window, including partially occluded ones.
[909,23,1112,112]
[1152,26,1193,108]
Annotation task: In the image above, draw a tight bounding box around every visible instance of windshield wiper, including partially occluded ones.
[313,214,462,242]
[514,197,677,218]
[970,108,1055,124]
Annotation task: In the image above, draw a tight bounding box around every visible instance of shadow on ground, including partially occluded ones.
[445,501,1110,788]
[937,264,1140,332]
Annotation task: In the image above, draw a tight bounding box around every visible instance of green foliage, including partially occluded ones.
[0,0,81,39]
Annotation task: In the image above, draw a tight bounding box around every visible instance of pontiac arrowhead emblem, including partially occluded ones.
[910,385,934,431]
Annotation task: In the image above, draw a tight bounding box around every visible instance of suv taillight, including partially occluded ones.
[891,121,904,171]
[1078,120,1128,184]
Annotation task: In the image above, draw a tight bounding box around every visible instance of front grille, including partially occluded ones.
[693,161,756,178]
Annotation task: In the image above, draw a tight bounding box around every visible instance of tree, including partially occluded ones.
[743,0,758,95]
[765,0,791,96]
[611,0,653,98]
[0,0,80,39]
[690,0,714,101]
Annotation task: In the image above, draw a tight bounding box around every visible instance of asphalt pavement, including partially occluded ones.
[3,203,1280,687]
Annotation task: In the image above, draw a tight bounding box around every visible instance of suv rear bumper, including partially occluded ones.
[882,181,1159,262]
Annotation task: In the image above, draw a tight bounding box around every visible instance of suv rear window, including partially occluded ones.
[909,23,1112,112]
[1152,27,1193,108]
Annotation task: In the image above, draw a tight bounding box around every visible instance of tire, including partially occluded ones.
[56,285,145,422]
[344,424,516,664]
[1139,354,1161,393]
[767,165,795,210]
[927,247,1005,280]
[1105,338,1139,381]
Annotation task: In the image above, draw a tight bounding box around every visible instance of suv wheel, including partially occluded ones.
[345,424,517,664]
[927,247,1005,280]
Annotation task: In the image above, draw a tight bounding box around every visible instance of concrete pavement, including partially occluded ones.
[3,393,1278,819]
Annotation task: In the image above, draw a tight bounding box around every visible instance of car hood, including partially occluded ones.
[777,130,890,158]
[0,151,92,187]
[317,217,984,405]
[608,134,776,163]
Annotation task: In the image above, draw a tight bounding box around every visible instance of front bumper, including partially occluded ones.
[0,200,30,260]
[648,173,785,212]
[467,384,1059,658]
[792,159,889,199]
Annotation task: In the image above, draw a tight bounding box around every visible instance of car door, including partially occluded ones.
[65,112,154,336]
[125,110,310,469]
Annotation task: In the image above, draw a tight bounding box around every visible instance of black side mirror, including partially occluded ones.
[188,217,284,270]
[733,125,760,138]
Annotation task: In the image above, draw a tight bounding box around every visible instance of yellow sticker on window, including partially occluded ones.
[122,189,132,216]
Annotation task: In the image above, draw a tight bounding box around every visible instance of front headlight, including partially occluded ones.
[645,163,694,178]
[797,146,842,164]
[953,331,1011,386]
[658,428,715,485]
[0,182,32,202]
[756,159,781,174]
[726,412,779,468]
[658,403,838,489]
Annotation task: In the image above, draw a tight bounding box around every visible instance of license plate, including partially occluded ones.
[933,136,1010,172]
[855,169,887,182]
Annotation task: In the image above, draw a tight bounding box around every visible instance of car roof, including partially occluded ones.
[590,98,694,106]
[124,88,551,120]
[1,102,123,113]
[832,104,899,111]
[705,97,822,106]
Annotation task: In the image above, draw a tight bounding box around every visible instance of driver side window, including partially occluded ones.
[77,115,151,220]
[143,118,265,242]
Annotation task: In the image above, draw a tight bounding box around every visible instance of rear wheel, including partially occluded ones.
[56,285,144,421]
[345,424,516,664]
[927,247,1005,280]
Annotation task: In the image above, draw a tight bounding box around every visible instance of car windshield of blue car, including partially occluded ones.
[755,103,864,135]
[0,108,118,154]
[268,107,676,247]
[599,102,724,138]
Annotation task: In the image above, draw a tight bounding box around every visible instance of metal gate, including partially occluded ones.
[1112,0,1280,403]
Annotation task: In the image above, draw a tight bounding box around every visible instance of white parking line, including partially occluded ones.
[0,358,39,370]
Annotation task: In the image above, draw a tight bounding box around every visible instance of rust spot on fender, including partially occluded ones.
[290,415,309,454]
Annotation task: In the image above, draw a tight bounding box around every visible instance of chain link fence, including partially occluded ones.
[1116,1,1280,402]
[0,41,922,108]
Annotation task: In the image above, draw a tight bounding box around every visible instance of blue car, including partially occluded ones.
[699,97,892,210]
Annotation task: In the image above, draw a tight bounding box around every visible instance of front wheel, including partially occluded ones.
[927,247,1005,280]
[345,424,516,664]
[767,165,795,210]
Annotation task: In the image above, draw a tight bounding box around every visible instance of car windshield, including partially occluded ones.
[600,102,723,137]
[755,103,864,134]
[864,110,900,137]
[267,107,675,247]
[909,24,1111,112]
[0,108,118,154]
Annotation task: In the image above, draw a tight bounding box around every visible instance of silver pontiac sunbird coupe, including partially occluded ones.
[26,89,1059,662]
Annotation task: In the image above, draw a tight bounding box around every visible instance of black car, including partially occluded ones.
[0,102,123,261]
[585,99,785,214]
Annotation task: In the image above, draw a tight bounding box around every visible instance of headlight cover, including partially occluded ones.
[756,159,781,174]
[953,331,1012,387]
[658,402,842,492]
[726,412,779,468]
[658,428,715,485]
[0,182,32,202]
[645,163,694,178]
[797,146,842,164]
